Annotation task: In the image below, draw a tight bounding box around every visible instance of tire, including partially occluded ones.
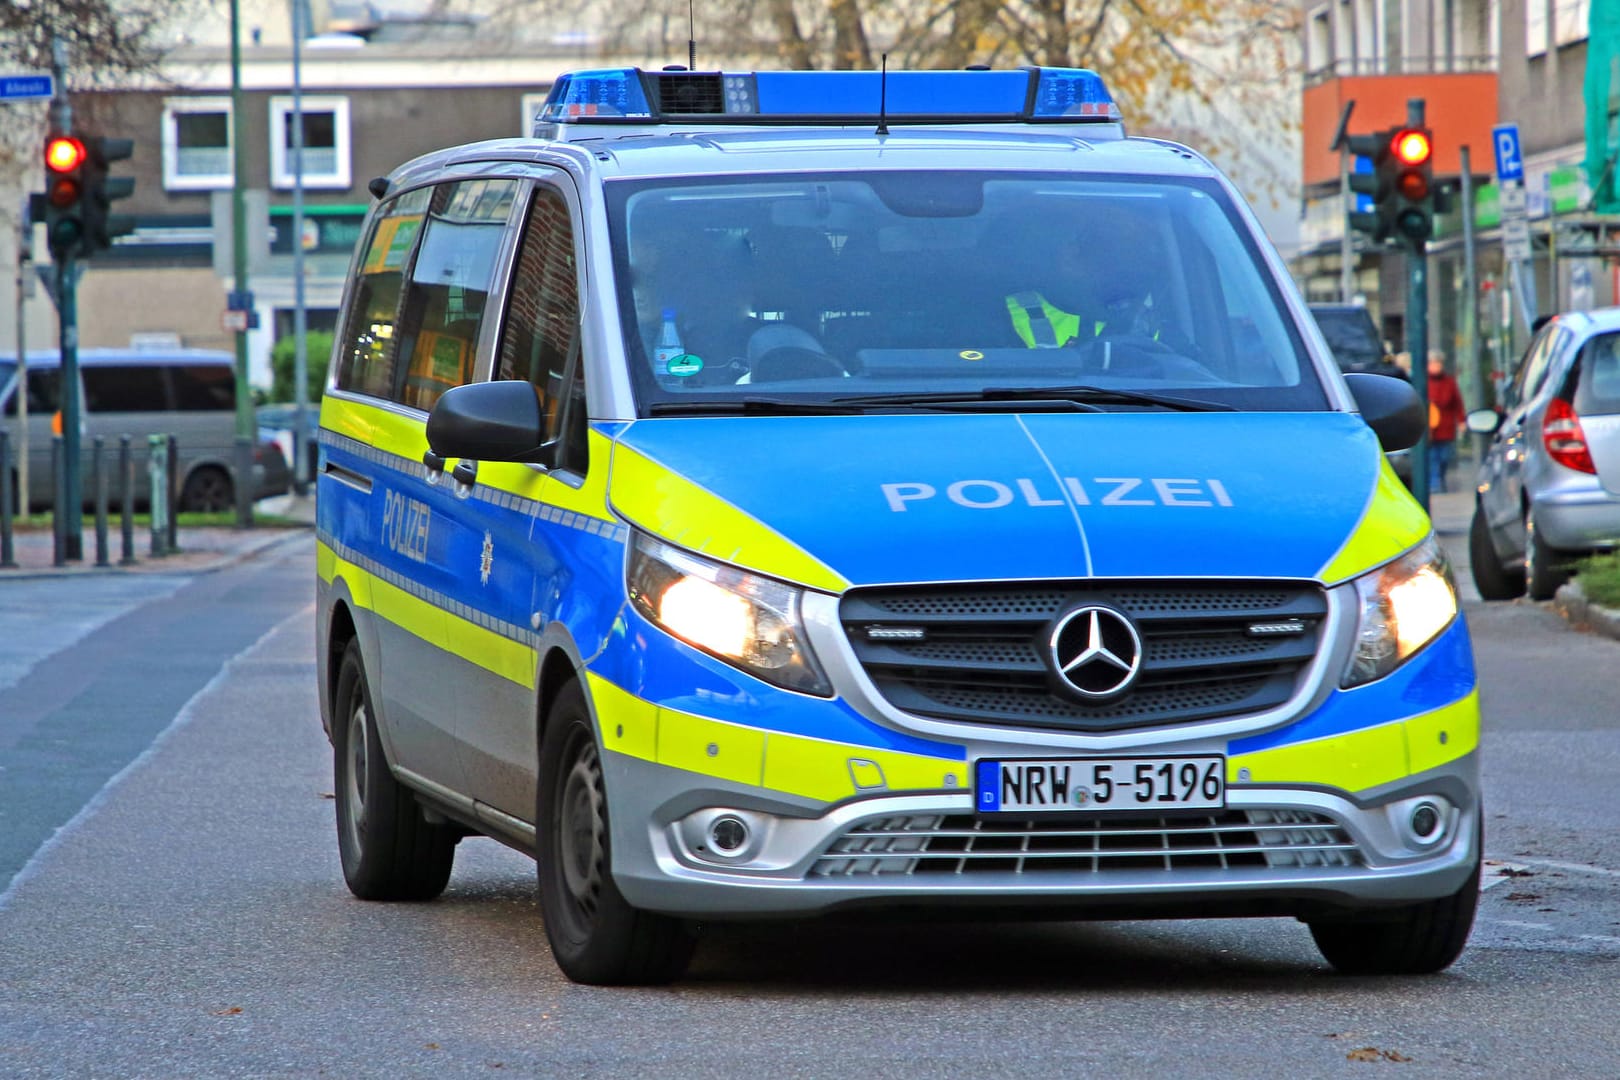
[1309,844,1480,976]
[1469,505,1525,601]
[1524,513,1571,602]
[536,679,695,985]
[332,639,456,901]
[179,466,233,513]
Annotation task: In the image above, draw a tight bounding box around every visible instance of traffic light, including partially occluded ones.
[1343,125,1435,250]
[81,136,136,257]
[42,132,87,261]
[1388,125,1434,248]
[1344,128,1394,243]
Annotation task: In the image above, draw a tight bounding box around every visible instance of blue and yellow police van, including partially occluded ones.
[315,65,1479,984]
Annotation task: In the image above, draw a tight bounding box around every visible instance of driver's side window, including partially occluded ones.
[496,183,587,473]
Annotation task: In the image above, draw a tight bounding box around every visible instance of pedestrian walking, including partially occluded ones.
[1427,350,1468,493]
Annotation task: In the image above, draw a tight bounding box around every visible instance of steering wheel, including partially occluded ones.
[749,346,846,383]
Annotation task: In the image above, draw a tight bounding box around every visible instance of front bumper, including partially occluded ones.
[604,748,1480,920]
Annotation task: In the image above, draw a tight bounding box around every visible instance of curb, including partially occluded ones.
[0,526,309,582]
[1553,579,1620,642]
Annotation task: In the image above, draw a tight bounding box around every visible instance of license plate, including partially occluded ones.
[974,756,1225,813]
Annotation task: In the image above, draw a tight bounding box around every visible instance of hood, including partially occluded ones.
[609,412,1399,589]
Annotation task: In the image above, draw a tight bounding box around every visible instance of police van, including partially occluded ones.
[315,65,1479,985]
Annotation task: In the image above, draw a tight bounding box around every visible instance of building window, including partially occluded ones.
[1308,6,1332,75]
[163,97,233,190]
[1528,0,1589,55]
[270,95,351,189]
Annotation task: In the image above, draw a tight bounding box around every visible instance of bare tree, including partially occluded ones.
[0,0,187,178]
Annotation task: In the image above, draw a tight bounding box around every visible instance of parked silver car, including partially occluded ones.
[1469,309,1620,600]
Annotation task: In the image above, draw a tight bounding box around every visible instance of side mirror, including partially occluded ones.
[1343,372,1425,452]
[425,380,553,465]
[1465,408,1503,435]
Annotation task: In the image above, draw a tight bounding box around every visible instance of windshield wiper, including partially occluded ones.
[647,396,871,416]
[833,385,1235,412]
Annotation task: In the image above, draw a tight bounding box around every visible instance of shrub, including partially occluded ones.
[270,330,334,405]
[1575,552,1620,609]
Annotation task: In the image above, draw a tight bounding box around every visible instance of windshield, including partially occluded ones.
[606,171,1326,415]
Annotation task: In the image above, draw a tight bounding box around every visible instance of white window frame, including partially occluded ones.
[519,92,549,137]
[269,95,352,190]
[162,96,234,191]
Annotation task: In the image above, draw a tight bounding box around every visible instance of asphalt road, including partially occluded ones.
[1,522,1618,1078]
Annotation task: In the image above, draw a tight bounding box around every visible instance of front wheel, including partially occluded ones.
[1309,844,1480,975]
[332,639,456,901]
[536,679,695,985]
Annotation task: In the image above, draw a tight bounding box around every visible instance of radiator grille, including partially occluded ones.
[810,809,1360,877]
[842,581,1327,732]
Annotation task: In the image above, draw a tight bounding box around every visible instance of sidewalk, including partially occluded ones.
[0,492,315,579]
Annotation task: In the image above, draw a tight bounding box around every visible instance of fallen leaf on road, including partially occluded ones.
[1497,867,1535,878]
[1506,892,1542,902]
[212,1007,242,1016]
[319,792,335,800]
[1347,1047,1411,1063]
[425,1043,440,1050]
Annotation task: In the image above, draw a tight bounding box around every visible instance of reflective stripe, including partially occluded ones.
[1228,690,1479,794]
[587,673,967,800]
[1009,291,1060,347]
[1315,455,1433,583]
[609,441,849,593]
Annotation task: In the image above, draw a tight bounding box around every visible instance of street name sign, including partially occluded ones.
[1,73,53,102]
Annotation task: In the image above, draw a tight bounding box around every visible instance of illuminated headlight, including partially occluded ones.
[627,533,832,696]
[1341,535,1458,688]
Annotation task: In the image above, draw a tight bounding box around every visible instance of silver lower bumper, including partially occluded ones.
[603,751,1481,920]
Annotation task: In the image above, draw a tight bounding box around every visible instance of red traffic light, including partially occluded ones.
[45,135,86,173]
[1396,171,1430,201]
[1391,128,1432,167]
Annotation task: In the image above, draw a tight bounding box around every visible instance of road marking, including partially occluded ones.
[0,603,314,914]
[1481,858,1534,890]
[1489,918,1620,949]
[1504,857,1620,880]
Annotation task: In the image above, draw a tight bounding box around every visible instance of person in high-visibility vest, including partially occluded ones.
[1003,229,1164,349]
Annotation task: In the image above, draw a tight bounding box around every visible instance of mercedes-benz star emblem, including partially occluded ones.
[1048,605,1143,700]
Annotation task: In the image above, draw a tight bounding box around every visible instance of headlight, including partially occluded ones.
[1341,535,1458,688]
[627,533,832,696]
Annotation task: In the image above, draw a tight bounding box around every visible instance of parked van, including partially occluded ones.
[316,66,1478,986]
[0,348,278,512]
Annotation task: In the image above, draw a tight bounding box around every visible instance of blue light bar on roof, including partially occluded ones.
[535,66,1121,127]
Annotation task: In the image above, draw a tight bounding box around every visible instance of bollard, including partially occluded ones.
[0,431,15,569]
[93,436,110,567]
[119,434,136,565]
[51,435,66,567]
[166,433,180,554]
[148,433,169,557]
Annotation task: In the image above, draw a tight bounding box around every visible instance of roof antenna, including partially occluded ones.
[687,0,697,71]
[876,53,889,136]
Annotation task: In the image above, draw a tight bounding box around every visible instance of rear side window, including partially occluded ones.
[395,179,518,411]
[171,364,236,410]
[4,369,59,416]
[84,365,169,412]
[335,186,431,399]
[1575,331,1620,415]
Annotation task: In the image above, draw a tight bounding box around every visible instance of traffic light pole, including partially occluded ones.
[1408,251,1431,513]
[57,258,83,558]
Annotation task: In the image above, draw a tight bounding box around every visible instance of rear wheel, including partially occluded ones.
[332,639,456,900]
[536,679,695,985]
[1524,513,1572,601]
[1469,505,1525,601]
[1309,843,1480,975]
[179,466,233,513]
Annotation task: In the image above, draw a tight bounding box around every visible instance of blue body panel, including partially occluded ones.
[616,412,1385,586]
